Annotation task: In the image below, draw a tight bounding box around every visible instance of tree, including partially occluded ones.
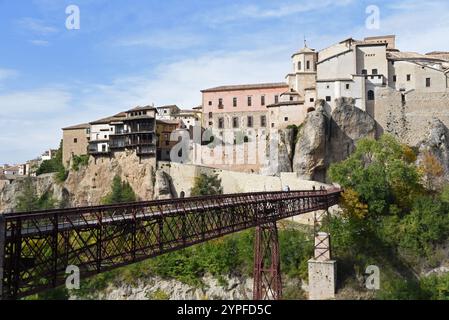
[15,178,57,212]
[190,173,223,196]
[102,176,137,205]
[16,177,39,212]
[419,151,444,191]
[329,135,423,215]
[36,141,68,182]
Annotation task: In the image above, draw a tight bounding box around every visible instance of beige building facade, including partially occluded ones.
[62,123,90,167]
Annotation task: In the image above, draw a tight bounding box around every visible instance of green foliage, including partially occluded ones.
[421,273,449,300]
[102,176,137,205]
[15,178,39,212]
[72,228,313,299]
[329,135,423,215]
[190,173,223,196]
[72,155,89,171]
[327,134,449,300]
[36,141,68,183]
[16,177,58,212]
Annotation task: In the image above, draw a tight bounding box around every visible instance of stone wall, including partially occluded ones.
[374,87,449,146]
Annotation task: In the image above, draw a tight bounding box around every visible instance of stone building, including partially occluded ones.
[201,83,289,133]
[62,123,90,167]
[316,35,449,115]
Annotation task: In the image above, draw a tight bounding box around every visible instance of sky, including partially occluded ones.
[1,0,449,164]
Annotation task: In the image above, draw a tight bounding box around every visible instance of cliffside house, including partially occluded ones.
[156,119,182,161]
[62,123,90,167]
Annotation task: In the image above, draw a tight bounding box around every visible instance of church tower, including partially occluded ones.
[286,41,318,108]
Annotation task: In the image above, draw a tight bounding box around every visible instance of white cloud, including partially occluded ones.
[29,39,50,46]
[0,87,71,117]
[198,0,354,25]
[114,32,203,50]
[17,17,58,35]
[0,68,18,82]
[353,0,449,53]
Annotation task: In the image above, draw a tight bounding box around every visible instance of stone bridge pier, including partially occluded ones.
[308,209,337,300]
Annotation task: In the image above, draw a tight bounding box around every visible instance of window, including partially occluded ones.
[372,69,378,75]
[393,75,397,82]
[367,90,375,101]
[284,117,289,122]
[407,74,411,81]
[306,61,310,70]
[271,123,275,128]
[290,96,294,101]
[274,95,279,104]
[74,138,78,143]
[261,96,265,106]
[247,116,253,128]
[218,118,224,129]
[233,97,237,107]
[208,101,212,106]
[310,98,315,103]
[208,112,213,119]
[426,78,431,87]
[218,98,224,108]
[298,61,301,71]
[346,84,350,90]
[260,116,267,127]
[233,117,239,128]
[247,96,252,106]
[362,69,367,75]
[208,121,213,126]
[326,96,331,102]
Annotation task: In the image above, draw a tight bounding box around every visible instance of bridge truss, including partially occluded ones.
[0,190,340,300]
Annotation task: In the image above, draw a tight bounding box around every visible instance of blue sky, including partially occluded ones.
[1,0,449,164]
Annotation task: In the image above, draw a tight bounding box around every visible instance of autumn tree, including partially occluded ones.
[419,151,444,191]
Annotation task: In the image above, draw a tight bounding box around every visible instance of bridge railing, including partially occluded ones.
[0,190,340,299]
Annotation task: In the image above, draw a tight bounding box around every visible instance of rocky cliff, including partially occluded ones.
[0,151,160,213]
[292,98,376,182]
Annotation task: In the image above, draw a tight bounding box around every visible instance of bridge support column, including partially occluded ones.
[308,210,337,300]
[253,222,282,300]
[0,215,5,300]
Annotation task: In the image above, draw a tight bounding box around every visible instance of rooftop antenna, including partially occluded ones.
[304,35,307,48]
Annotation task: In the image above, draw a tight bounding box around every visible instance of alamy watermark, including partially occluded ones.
[65,265,80,290]
[66,5,80,30]
[366,5,381,30]
[365,265,380,290]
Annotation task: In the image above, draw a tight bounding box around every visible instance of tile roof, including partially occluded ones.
[90,112,126,125]
[62,123,90,130]
[201,82,288,93]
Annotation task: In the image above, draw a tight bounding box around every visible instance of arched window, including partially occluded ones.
[180,191,185,198]
[367,90,375,101]
[298,61,302,71]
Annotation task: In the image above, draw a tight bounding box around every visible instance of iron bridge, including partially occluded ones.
[0,189,341,300]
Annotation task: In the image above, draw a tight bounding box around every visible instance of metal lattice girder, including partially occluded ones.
[253,222,282,300]
[0,189,341,300]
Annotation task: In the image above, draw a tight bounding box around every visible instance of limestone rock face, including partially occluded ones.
[328,97,376,164]
[262,128,295,176]
[64,151,156,206]
[0,174,68,213]
[418,118,449,177]
[0,151,157,213]
[75,275,254,301]
[292,98,376,182]
[293,105,329,181]
[154,170,173,200]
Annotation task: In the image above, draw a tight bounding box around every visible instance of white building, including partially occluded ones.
[157,105,181,120]
[316,35,449,113]
[88,112,126,155]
